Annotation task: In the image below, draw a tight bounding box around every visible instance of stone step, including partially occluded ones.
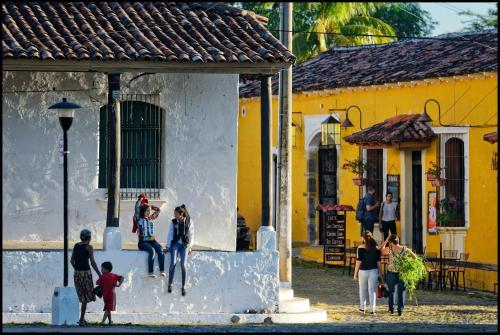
[279,288,294,301]
[2,311,328,324]
[271,308,328,323]
[278,297,310,313]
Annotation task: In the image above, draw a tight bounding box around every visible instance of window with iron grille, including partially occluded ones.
[439,137,466,227]
[98,94,163,200]
[365,149,384,202]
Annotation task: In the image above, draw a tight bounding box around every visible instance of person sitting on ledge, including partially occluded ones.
[137,203,165,278]
[165,204,194,296]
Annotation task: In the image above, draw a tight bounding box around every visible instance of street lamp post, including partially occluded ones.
[49,97,81,325]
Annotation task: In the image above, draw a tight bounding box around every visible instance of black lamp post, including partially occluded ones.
[49,98,81,287]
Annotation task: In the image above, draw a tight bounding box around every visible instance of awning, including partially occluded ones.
[343,114,436,149]
[483,131,498,144]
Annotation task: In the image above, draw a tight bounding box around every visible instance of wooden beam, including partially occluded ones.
[2,59,289,74]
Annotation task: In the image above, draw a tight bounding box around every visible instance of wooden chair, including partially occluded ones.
[423,252,440,290]
[446,253,469,291]
[442,249,458,288]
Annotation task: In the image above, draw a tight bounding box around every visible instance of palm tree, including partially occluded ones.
[292,3,397,61]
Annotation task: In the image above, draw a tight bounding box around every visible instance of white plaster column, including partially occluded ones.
[103,226,122,250]
[51,287,79,325]
[257,225,277,251]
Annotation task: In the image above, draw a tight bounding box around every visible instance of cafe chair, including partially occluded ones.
[423,252,440,290]
[446,253,469,291]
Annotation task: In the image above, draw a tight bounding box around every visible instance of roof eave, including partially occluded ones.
[2,59,292,75]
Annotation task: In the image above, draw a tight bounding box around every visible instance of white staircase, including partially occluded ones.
[275,287,328,323]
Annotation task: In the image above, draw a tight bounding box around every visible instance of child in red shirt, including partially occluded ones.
[96,261,124,325]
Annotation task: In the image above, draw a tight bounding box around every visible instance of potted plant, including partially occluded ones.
[342,159,374,186]
[437,198,461,227]
[426,161,446,185]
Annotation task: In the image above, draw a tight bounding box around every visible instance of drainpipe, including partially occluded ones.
[277,2,293,287]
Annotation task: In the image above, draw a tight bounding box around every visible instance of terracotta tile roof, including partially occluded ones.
[343,114,436,146]
[483,131,498,143]
[2,2,295,65]
[240,30,497,98]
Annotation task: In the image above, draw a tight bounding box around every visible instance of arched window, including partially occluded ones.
[443,137,465,226]
[98,97,163,199]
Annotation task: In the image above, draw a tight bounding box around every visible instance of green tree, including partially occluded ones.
[233,2,397,62]
[459,4,498,32]
[372,3,436,37]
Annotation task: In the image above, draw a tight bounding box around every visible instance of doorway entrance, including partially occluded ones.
[411,151,423,254]
[318,146,337,245]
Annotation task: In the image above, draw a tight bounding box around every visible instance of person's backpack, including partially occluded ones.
[355,197,366,221]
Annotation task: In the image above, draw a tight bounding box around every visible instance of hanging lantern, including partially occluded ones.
[321,115,341,146]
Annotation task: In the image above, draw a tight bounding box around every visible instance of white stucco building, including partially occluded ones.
[2,2,302,322]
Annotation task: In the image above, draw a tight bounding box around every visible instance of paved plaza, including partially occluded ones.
[3,258,497,333]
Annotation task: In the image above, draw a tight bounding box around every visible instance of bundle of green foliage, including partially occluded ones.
[392,252,427,302]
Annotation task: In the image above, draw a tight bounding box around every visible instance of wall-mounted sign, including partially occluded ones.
[321,210,346,265]
[428,191,437,234]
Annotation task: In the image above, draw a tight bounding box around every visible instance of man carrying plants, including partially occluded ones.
[381,234,426,315]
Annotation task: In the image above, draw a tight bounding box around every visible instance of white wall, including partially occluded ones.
[2,249,279,314]
[2,71,238,251]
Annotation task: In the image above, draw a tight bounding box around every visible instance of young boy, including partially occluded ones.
[96,261,124,325]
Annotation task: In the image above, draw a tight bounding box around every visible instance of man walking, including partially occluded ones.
[362,185,380,234]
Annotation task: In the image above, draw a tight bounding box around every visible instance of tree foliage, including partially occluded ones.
[232,2,437,62]
[459,4,498,32]
[372,3,436,37]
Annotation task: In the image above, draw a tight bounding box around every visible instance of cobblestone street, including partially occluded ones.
[3,258,497,333]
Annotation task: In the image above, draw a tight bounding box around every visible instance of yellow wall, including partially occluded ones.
[238,73,497,289]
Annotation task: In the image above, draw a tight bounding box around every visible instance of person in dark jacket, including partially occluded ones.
[164,204,194,296]
[70,229,102,326]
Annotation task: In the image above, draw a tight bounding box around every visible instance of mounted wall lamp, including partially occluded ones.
[417,98,441,125]
[339,105,363,129]
[321,114,341,146]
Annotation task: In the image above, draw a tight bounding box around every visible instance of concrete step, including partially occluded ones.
[278,297,310,313]
[279,288,294,301]
[271,308,328,323]
[2,311,328,324]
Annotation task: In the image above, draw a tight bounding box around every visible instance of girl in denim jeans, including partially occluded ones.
[137,203,165,278]
[165,204,194,296]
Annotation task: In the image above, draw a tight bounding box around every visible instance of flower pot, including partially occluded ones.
[431,178,446,187]
[352,178,366,186]
[427,175,437,181]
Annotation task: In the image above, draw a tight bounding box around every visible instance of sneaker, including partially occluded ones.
[148,273,157,278]
[358,309,365,314]
[370,312,376,315]
[160,272,167,277]
[167,285,172,293]
[398,310,402,316]
[182,287,186,296]
[389,309,394,314]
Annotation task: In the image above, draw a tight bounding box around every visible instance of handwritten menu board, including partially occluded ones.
[323,210,346,264]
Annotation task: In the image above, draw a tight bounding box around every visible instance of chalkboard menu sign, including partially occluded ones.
[322,211,346,265]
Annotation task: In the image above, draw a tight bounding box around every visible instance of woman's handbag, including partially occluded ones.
[93,285,103,298]
[377,283,384,298]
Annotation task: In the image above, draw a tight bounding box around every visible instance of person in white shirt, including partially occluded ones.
[378,192,399,240]
[165,204,194,296]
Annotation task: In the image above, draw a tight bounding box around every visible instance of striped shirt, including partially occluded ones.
[138,210,160,242]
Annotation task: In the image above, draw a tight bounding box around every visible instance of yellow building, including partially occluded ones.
[238,30,498,292]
